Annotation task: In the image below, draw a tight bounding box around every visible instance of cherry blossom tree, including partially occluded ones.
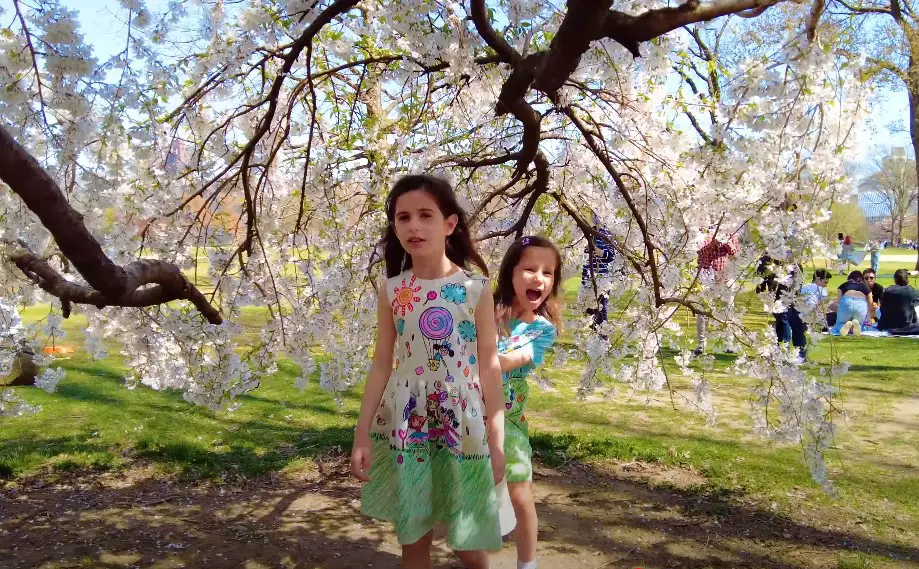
[0,0,869,490]
[862,147,918,244]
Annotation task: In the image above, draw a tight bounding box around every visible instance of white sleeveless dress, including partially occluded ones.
[360,268,504,550]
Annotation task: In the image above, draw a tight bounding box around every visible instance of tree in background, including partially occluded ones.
[834,0,919,268]
[823,200,870,243]
[862,147,918,244]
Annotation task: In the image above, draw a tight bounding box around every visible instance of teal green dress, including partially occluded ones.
[361,269,502,550]
[499,316,557,483]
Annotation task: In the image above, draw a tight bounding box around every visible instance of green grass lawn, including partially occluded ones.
[2,255,918,548]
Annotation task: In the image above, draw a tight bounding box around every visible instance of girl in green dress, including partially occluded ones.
[493,236,563,569]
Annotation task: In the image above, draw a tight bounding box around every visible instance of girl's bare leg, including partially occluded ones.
[402,531,434,569]
[455,549,489,569]
[509,480,538,564]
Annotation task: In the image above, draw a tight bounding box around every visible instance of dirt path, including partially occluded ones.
[2,459,918,569]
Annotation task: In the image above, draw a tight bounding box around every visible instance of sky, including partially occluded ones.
[3,0,915,170]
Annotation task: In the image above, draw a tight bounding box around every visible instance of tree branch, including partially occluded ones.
[469,0,519,64]
[806,0,827,41]
[12,0,49,129]
[0,125,221,324]
[475,152,549,240]
[865,56,908,82]
[532,0,614,96]
[10,250,222,323]
[602,0,786,57]
[835,0,892,14]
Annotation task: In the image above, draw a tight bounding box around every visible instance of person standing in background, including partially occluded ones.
[869,240,882,274]
[580,226,615,328]
[757,256,809,360]
[838,235,855,275]
[694,228,739,356]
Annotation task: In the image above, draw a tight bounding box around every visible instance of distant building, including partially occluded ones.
[858,190,891,224]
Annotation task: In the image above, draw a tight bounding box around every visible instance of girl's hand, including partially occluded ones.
[490,448,506,485]
[350,433,373,482]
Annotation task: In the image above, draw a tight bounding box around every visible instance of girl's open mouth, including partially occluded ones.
[526,289,542,302]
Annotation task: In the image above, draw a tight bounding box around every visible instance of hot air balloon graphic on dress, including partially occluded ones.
[419,306,453,371]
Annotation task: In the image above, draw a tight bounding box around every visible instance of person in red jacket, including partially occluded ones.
[694,229,739,356]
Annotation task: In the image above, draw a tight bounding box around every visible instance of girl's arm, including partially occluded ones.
[498,325,558,372]
[351,285,396,482]
[498,351,531,372]
[475,290,506,484]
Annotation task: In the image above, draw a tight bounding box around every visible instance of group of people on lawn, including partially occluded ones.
[580,227,919,364]
[824,268,919,335]
[743,243,918,360]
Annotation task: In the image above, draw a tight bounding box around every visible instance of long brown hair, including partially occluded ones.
[493,236,564,336]
[381,174,488,278]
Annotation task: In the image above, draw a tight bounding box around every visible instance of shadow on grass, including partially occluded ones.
[0,358,359,480]
[844,384,917,399]
[0,418,355,481]
[132,424,354,479]
[0,434,118,480]
[242,392,360,420]
[846,364,919,374]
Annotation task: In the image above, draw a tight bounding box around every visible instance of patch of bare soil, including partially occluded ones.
[1,457,917,569]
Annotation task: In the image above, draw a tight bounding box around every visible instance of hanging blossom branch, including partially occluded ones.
[464,0,802,229]
[0,124,222,324]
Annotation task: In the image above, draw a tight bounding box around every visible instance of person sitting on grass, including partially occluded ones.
[863,268,884,326]
[830,270,875,337]
[878,269,919,332]
[800,269,832,311]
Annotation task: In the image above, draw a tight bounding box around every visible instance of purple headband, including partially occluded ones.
[520,237,533,246]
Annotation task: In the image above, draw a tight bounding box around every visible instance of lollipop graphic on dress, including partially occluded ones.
[419,306,453,371]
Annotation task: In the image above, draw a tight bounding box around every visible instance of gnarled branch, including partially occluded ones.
[602,0,786,57]
[11,250,222,323]
[0,124,221,324]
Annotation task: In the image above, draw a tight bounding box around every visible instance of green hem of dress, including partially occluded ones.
[362,432,502,551]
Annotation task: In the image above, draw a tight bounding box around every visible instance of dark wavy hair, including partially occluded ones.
[382,174,488,278]
[493,235,564,335]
